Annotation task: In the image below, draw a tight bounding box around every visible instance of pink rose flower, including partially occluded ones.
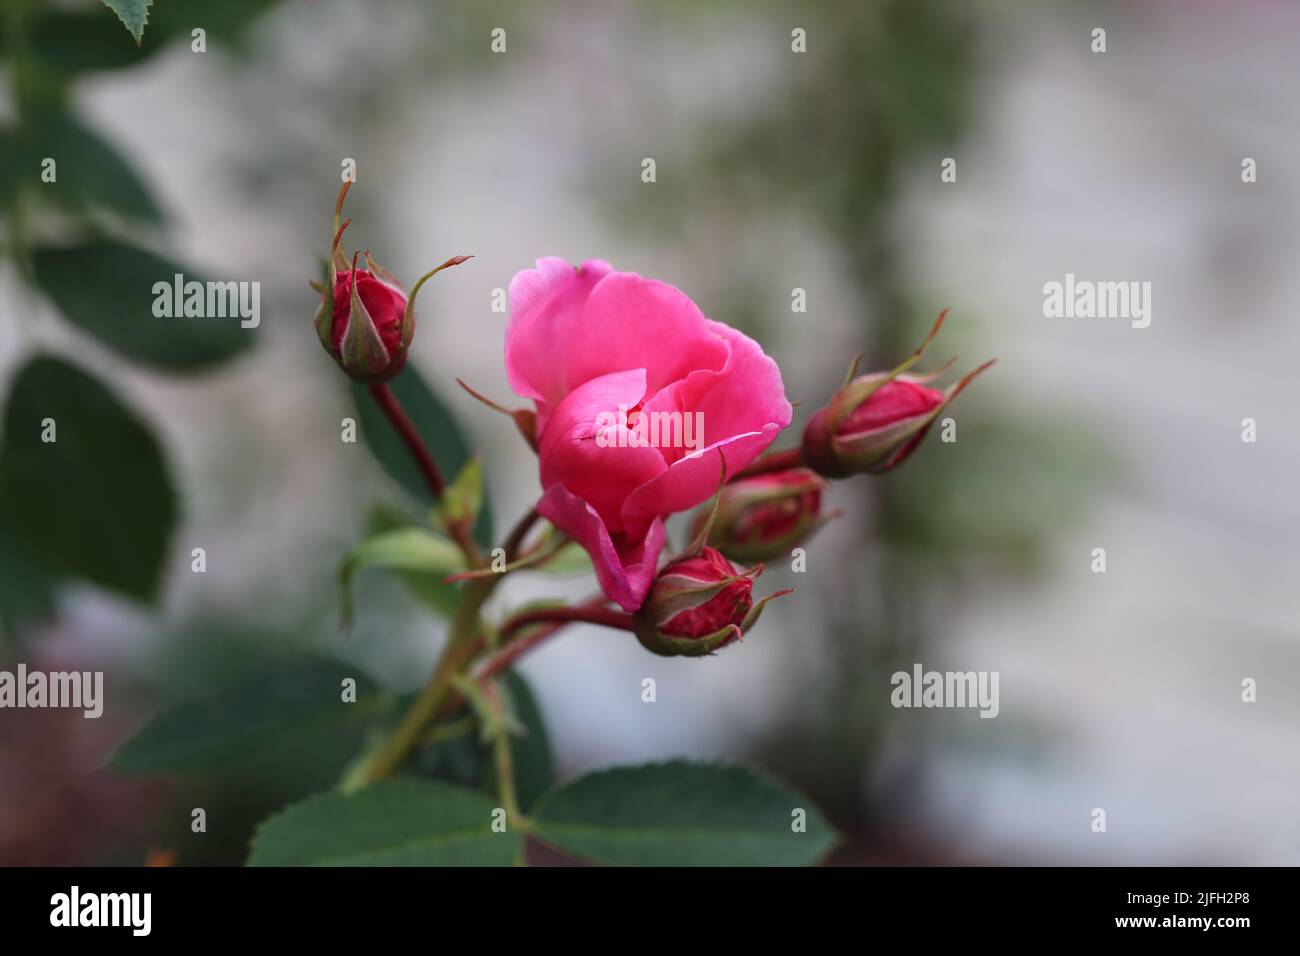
[506,258,792,610]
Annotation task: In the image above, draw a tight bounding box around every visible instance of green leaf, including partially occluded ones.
[0,521,58,644]
[32,241,254,372]
[148,0,284,49]
[485,672,554,812]
[0,356,175,602]
[29,112,163,222]
[338,526,465,629]
[27,11,158,74]
[437,457,483,533]
[112,656,379,774]
[364,503,461,619]
[532,760,837,866]
[100,0,153,45]
[351,365,493,545]
[247,778,520,866]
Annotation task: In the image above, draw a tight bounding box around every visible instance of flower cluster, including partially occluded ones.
[314,205,992,660]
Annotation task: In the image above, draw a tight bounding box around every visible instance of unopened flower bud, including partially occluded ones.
[802,310,994,477]
[315,257,411,383]
[634,547,787,657]
[311,182,469,383]
[694,468,827,562]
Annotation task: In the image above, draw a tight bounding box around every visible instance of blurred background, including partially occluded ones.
[2,0,1298,865]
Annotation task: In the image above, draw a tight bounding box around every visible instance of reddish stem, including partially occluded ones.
[732,446,804,480]
[501,506,541,562]
[477,602,634,683]
[368,382,446,498]
[367,381,482,565]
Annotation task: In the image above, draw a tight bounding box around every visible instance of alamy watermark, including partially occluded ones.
[1042,272,1151,329]
[595,405,704,451]
[50,886,150,936]
[152,273,260,328]
[890,663,999,718]
[0,665,102,718]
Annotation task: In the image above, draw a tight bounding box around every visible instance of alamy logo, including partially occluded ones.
[0,665,102,718]
[1042,272,1151,329]
[152,273,260,328]
[594,405,704,451]
[890,663,999,718]
[50,887,151,936]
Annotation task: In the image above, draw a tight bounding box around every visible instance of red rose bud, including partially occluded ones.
[315,257,411,382]
[634,547,789,657]
[802,310,995,477]
[312,182,469,383]
[694,468,829,562]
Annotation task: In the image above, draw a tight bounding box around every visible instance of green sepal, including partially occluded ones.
[634,619,741,658]
[680,457,727,559]
[341,252,392,376]
[828,309,950,430]
[401,255,473,351]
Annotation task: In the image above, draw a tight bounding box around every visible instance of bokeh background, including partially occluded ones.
[2,0,1298,865]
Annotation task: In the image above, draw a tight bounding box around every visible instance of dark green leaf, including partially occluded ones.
[100,0,153,45]
[532,760,837,866]
[0,521,58,643]
[149,0,284,48]
[247,778,520,866]
[29,112,163,222]
[0,356,175,602]
[111,656,379,774]
[27,11,159,74]
[23,1,280,74]
[351,366,493,545]
[32,241,254,372]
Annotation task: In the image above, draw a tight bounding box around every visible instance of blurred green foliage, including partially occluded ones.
[597,0,1111,831]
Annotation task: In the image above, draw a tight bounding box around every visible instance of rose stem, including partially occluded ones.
[367,381,482,565]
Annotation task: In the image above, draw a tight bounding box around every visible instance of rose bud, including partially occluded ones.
[314,253,412,383]
[693,468,829,562]
[633,547,789,657]
[802,310,994,477]
[312,182,469,383]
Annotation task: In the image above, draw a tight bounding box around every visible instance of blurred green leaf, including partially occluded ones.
[149,0,284,49]
[437,456,483,535]
[112,655,379,774]
[247,778,520,866]
[100,0,153,45]
[32,241,254,372]
[0,521,58,643]
[21,112,163,222]
[16,1,282,75]
[338,526,465,630]
[0,355,175,602]
[364,503,462,619]
[351,366,493,545]
[23,10,158,74]
[532,761,837,866]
